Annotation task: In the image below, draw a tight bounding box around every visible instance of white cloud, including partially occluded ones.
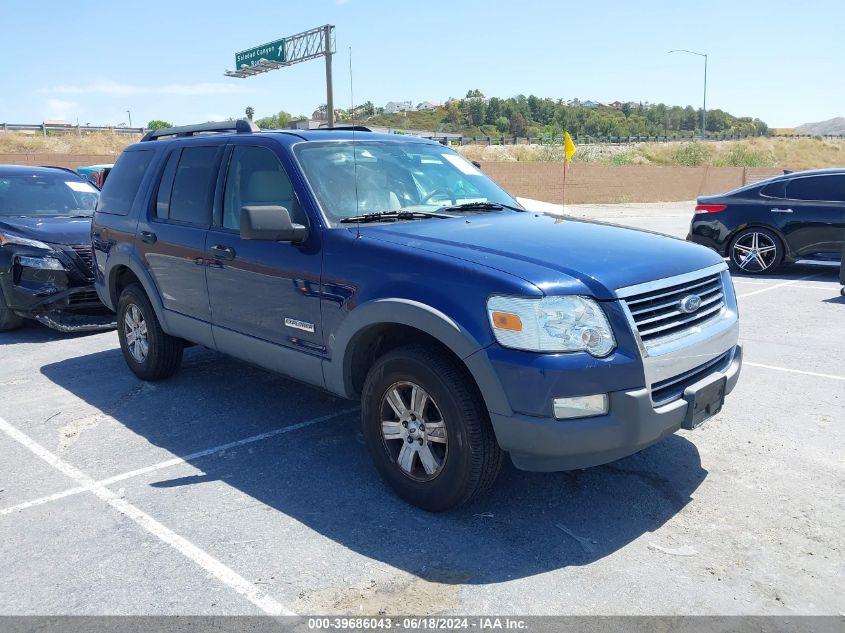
[40,81,244,97]
[43,99,80,121]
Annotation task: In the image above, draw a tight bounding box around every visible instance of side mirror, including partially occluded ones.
[240,206,308,243]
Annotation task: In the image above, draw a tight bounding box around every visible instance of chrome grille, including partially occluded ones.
[70,244,95,276]
[624,273,725,344]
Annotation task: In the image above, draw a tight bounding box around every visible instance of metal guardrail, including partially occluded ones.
[419,132,845,147]
[0,123,146,135]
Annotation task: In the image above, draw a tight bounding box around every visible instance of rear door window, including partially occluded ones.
[97,150,154,215]
[167,146,222,226]
[786,175,845,202]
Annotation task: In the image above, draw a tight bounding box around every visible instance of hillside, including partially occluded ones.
[796,117,845,136]
[339,92,769,139]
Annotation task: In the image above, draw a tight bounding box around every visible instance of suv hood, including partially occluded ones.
[366,212,723,299]
[0,215,92,247]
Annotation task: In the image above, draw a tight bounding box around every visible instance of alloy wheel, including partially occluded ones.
[123,303,149,363]
[379,381,448,481]
[732,231,778,273]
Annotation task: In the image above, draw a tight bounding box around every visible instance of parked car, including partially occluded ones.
[93,121,742,511]
[77,164,113,189]
[0,165,114,332]
[688,168,845,275]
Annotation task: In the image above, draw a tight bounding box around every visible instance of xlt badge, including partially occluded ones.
[284,317,315,333]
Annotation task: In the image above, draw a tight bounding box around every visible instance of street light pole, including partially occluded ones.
[126,110,132,128]
[669,49,707,140]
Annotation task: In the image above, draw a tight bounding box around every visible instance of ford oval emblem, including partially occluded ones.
[678,294,702,314]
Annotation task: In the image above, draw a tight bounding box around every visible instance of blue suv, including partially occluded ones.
[92,121,742,511]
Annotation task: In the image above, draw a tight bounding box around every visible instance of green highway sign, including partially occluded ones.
[235,38,285,69]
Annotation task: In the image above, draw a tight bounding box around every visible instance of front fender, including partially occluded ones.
[322,298,512,416]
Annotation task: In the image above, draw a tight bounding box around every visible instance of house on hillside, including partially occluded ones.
[580,100,603,109]
[384,101,414,114]
[416,101,441,111]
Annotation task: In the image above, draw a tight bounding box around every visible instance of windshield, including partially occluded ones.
[294,140,518,225]
[0,174,99,217]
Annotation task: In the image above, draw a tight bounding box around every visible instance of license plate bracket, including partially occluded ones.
[682,375,727,430]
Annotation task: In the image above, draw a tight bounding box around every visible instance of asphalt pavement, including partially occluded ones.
[1,204,843,616]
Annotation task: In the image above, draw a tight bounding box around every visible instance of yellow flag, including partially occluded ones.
[564,131,577,166]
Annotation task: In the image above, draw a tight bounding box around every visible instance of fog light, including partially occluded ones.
[553,394,608,420]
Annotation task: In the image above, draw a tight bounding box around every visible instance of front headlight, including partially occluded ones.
[487,295,616,356]
[0,231,51,250]
[17,255,67,271]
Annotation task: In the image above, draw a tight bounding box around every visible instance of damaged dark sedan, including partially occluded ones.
[0,165,114,332]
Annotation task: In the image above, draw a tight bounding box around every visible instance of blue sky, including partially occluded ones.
[2,0,842,128]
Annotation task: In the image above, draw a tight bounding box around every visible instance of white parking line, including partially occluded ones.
[736,273,822,299]
[0,416,295,616]
[745,362,845,382]
[0,407,357,517]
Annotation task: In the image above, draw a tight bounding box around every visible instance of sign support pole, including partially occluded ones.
[325,25,334,128]
[562,159,567,211]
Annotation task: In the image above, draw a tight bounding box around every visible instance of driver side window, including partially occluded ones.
[223,146,303,231]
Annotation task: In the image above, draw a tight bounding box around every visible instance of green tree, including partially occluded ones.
[245,106,255,121]
[509,112,528,137]
[495,116,510,133]
[146,120,172,130]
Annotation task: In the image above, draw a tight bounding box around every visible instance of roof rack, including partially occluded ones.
[141,119,259,142]
[312,125,372,132]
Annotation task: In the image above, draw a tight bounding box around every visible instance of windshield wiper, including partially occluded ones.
[339,210,450,224]
[438,201,525,213]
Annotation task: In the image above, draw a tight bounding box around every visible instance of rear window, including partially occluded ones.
[97,150,154,215]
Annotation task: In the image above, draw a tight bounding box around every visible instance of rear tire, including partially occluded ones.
[361,344,503,512]
[0,291,24,332]
[728,227,784,275]
[117,284,183,380]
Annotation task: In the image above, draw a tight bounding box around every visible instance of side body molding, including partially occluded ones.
[322,298,513,416]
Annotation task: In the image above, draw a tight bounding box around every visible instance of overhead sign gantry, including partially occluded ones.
[225,24,336,127]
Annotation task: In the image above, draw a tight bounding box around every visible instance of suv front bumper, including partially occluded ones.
[490,344,742,471]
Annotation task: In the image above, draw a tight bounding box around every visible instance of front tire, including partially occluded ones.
[117,284,183,380]
[729,227,784,275]
[361,344,503,512]
[0,290,24,332]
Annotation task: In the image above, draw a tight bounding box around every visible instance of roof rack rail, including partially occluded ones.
[312,125,372,132]
[141,119,259,142]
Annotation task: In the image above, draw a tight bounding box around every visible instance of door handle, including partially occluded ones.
[208,244,236,261]
[771,208,793,214]
[139,230,157,243]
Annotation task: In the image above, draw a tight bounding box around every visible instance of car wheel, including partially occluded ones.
[729,227,784,275]
[361,344,503,512]
[0,290,24,332]
[117,284,183,380]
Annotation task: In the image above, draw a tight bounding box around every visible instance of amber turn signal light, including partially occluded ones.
[491,311,523,331]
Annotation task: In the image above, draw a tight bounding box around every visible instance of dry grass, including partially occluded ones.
[0,132,138,155]
[1,131,842,171]
[459,137,845,169]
